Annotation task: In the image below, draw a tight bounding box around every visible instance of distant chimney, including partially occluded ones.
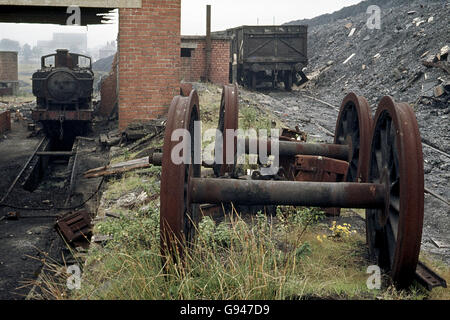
[206,5,211,82]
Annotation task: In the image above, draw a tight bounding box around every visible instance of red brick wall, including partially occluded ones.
[210,40,230,85]
[181,38,230,86]
[181,41,206,83]
[99,53,118,118]
[0,110,11,134]
[118,0,181,130]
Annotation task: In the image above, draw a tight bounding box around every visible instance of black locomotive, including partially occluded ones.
[32,49,94,141]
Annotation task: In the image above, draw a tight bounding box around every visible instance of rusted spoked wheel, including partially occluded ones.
[366,97,424,288]
[213,83,239,177]
[160,91,201,257]
[334,93,372,183]
[180,83,193,97]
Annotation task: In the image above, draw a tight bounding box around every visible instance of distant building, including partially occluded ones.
[99,41,116,59]
[0,51,18,95]
[37,33,88,55]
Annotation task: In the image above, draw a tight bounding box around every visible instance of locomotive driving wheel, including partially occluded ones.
[214,84,239,177]
[334,93,373,183]
[366,97,424,288]
[160,91,201,256]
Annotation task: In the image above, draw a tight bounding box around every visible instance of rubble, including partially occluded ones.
[434,85,445,98]
[343,53,355,64]
[348,28,356,37]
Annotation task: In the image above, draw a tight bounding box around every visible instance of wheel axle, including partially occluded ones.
[190,178,386,209]
[159,87,424,289]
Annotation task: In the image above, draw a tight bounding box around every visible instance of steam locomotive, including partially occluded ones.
[32,49,94,141]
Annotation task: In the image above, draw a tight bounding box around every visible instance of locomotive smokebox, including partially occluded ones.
[47,70,79,102]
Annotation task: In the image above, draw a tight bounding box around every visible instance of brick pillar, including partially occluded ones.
[210,39,231,85]
[118,0,181,130]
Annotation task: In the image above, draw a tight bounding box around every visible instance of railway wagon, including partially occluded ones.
[32,49,94,142]
[227,25,308,91]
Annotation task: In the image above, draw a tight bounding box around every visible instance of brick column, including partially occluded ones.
[118,0,181,130]
[210,39,230,85]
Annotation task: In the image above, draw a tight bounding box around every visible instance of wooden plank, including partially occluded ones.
[84,157,151,178]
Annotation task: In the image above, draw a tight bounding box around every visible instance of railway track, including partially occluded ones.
[0,136,79,212]
[0,136,83,299]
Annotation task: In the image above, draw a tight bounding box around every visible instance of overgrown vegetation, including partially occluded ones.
[35,82,449,300]
[70,204,377,300]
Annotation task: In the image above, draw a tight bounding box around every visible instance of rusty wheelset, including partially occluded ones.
[213,84,373,187]
[158,86,425,288]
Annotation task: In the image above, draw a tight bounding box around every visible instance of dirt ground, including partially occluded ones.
[0,119,109,299]
[0,121,56,299]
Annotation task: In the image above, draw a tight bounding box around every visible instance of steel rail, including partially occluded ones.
[0,136,48,204]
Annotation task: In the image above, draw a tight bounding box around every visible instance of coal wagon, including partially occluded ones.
[227,25,308,91]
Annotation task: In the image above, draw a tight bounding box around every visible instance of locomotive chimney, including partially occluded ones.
[55,49,69,68]
[206,5,211,82]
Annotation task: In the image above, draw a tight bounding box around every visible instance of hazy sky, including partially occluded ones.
[0,0,362,48]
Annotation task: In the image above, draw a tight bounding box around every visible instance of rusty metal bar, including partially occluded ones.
[36,151,74,157]
[190,178,386,208]
[149,140,349,166]
[149,152,215,169]
[244,138,350,160]
[149,138,349,166]
[65,139,79,206]
[149,152,163,166]
[415,261,447,290]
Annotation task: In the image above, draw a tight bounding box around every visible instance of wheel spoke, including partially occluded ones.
[389,195,400,213]
[386,222,397,267]
[380,124,389,167]
[390,178,400,192]
[342,117,349,136]
[391,131,400,181]
[389,210,399,241]
[375,149,383,175]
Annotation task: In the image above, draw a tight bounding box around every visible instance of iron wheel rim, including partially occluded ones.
[366,96,424,288]
[334,93,372,182]
[160,90,201,257]
[214,84,239,177]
